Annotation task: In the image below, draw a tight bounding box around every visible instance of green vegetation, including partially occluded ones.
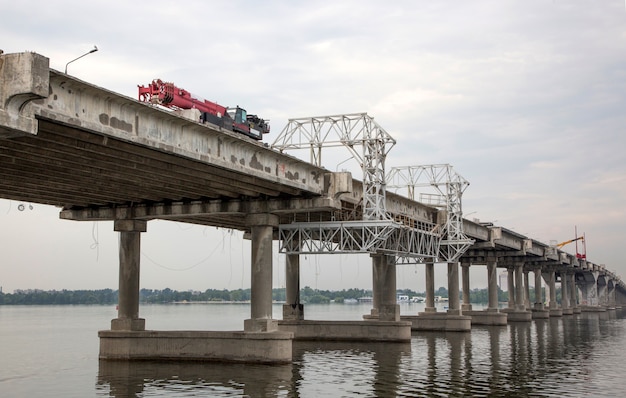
[0,289,118,305]
[0,286,556,306]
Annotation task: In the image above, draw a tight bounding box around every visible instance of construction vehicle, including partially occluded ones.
[138,79,270,140]
[553,227,586,259]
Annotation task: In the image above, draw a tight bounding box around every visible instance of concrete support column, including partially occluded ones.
[514,264,525,311]
[111,219,147,331]
[461,263,472,311]
[507,268,515,309]
[598,282,608,307]
[245,213,279,332]
[523,270,531,310]
[448,262,461,315]
[487,260,499,312]
[561,273,570,312]
[608,283,616,308]
[378,254,400,321]
[370,255,383,317]
[547,271,557,309]
[569,273,578,310]
[534,268,544,310]
[425,262,436,313]
[283,253,303,320]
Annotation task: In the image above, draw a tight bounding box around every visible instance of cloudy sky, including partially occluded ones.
[1,0,625,294]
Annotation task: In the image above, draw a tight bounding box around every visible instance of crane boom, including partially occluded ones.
[555,236,584,249]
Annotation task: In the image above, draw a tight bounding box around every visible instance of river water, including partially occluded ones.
[1,303,625,397]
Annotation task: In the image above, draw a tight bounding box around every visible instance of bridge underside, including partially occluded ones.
[0,119,304,209]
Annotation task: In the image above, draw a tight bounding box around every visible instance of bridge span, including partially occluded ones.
[1,51,624,363]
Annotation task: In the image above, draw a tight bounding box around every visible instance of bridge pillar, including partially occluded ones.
[523,269,531,310]
[461,263,472,311]
[514,264,525,312]
[545,270,563,317]
[245,214,279,332]
[608,282,616,309]
[598,279,608,308]
[367,256,382,318]
[530,267,548,319]
[570,273,581,313]
[283,253,303,320]
[487,260,499,311]
[409,261,471,331]
[461,259,507,325]
[376,254,399,321]
[561,272,572,315]
[111,220,147,331]
[502,263,532,322]
[507,267,515,309]
[424,262,436,313]
[447,262,461,315]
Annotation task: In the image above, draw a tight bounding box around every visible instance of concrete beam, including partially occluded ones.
[0,52,49,137]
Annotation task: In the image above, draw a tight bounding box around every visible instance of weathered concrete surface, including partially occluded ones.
[98,330,294,363]
[402,313,471,332]
[277,320,412,342]
[501,308,533,322]
[532,308,550,319]
[0,52,49,138]
[463,310,508,326]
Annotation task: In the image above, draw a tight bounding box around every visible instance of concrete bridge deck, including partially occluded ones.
[2,51,625,363]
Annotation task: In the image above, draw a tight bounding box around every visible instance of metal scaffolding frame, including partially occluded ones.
[387,164,474,262]
[278,219,440,261]
[272,113,442,262]
[272,113,395,221]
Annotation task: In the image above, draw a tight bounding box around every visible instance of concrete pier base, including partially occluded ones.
[501,309,533,322]
[111,318,146,331]
[531,308,550,319]
[277,320,411,342]
[549,308,563,317]
[572,307,582,314]
[580,305,607,312]
[402,312,471,332]
[463,310,508,326]
[562,308,574,315]
[282,304,304,320]
[99,330,294,363]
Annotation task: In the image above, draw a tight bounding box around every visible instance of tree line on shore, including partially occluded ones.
[0,286,554,306]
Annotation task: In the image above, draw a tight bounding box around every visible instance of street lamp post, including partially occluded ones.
[64,45,98,74]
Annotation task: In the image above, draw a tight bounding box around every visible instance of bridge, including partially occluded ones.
[1,51,624,363]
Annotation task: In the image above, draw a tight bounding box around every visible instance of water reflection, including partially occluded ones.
[96,310,626,397]
[290,341,411,397]
[97,360,293,397]
[97,341,411,397]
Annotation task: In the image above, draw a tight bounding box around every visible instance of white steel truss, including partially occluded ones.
[278,220,440,261]
[387,164,474,262]
[272,113,395,221]
[272,113,442,262]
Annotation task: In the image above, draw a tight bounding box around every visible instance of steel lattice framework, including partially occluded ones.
[387,164,474,262]
[278,219,440,260]
[272,113,441,261]
[272,113,395,221]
